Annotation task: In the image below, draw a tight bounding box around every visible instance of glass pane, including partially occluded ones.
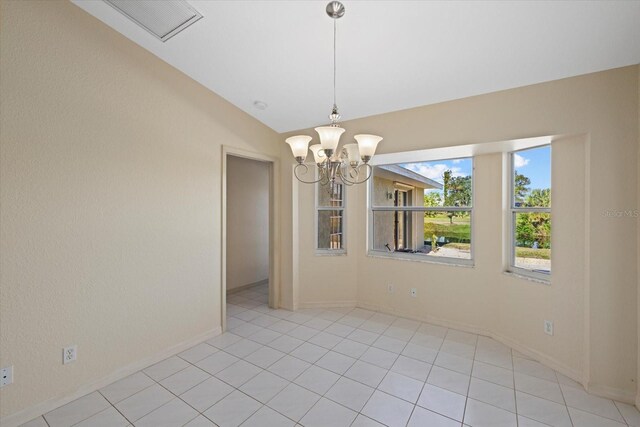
[372,158,472,208]
[318,182,344,208]
[512,146,551,208]
[372,210,471,260]
[514,212,551,273]
[318,209,343,250]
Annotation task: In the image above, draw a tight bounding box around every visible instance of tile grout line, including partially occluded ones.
[37,285,636,427]
[254,307,407,425]
[230,288,636,426]
[95,388,142,427]
[223,301,587,426]
[554,369,576,427]
[460,332,479,427]
[401,317,455,426]
[511,347,520,427]
[213,315,379,426]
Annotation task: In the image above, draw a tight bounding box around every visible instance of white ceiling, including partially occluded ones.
[72,1,640,133]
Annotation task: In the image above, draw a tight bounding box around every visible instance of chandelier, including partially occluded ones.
[285,1,382,193]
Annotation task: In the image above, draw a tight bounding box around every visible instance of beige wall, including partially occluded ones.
[0,0,280,423]
[282,66,639,401]
[226,156,269,291]
[295,178,359,306]
[1,0,639,422]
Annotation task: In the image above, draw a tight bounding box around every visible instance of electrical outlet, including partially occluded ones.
[544,320,554,336]
[410,288,417,297]
[63,345,77,364]
[387,284,395,294]
[0,366,13,388]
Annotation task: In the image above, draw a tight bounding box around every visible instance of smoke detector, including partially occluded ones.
[253,101,268,110]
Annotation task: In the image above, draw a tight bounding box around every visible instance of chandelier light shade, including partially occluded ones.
[343,143,360,164]
[314,126,345,152]
[354,134,383,160]
[285,1,382,192]
[285,135,312,162]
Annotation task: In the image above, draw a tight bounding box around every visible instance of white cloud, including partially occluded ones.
[452,159,463,164]
[513,153,530,169]
[403,163,468,182]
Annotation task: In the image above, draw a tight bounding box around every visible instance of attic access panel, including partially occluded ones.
[104,0,202,42]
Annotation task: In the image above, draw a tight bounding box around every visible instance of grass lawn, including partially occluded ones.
[424,214,471,242]
[515,247,550,260]
[424,215,550,260]
[439,243,550,260]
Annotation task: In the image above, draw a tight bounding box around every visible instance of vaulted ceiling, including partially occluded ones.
[72,1,640,133]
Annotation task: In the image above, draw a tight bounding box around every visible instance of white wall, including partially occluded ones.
[226,156,270,291]
[281,66,639,402]
[0,1,280,423]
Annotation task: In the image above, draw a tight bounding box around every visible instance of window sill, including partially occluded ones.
[503,270,551,285]
[367,250,474,268]
[316,249,347,257]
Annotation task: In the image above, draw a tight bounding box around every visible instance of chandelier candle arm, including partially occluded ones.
[338,162,374,185]
[309,144,327,164]
[293,163,324,184]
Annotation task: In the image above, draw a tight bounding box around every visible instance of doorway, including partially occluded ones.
[221,148,278,332]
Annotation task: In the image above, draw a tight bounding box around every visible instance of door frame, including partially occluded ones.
[221,146,280,332]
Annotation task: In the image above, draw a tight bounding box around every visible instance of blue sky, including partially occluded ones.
[402,145,551,197]
[513,145,551,190]
[402,158,472,199]
[403,157,472,189]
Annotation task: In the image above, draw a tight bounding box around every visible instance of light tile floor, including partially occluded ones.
[23,283,640,427]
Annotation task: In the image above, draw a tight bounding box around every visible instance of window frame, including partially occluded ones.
[508,145,551,282]
[315,178,347,256]
[367,157,475,266]
[393,187,410,250]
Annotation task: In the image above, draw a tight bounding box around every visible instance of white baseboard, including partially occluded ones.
[297,300,357,309]
[298,297,636,406]
[585,383,636,405]
[1,327,222,427]
[357,302,492,336]
[491,331,582,384]
[227,279,268,294]
[357,301,635,405]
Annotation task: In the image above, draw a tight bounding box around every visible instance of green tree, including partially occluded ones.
[514,171,531,205]
[443,170,451,205]
[424,191,442,207]
[424,191,442,218]
[526,188,550,208]
[442,170,471,223]
[516,212,551,249]
[448,175,472,206]
[515,188,551,249]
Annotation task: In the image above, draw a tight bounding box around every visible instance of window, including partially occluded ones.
[509,145,551,279]
[369,158,473,264]
[316,180,345,253]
